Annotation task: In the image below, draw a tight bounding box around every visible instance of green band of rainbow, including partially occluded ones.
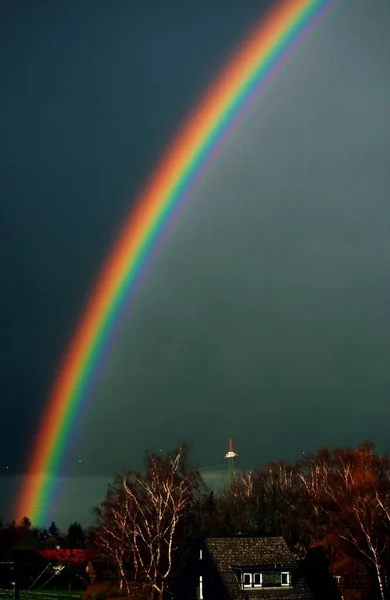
[17,0,339,525]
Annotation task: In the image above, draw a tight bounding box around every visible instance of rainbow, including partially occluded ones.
[17,0,339,525]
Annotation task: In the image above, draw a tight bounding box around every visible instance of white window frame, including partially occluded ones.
[242,573,252,588]
[197,575,203,600]
[253,572,262,587]
[281,571,290,586]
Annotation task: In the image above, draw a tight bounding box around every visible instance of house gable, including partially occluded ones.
[202,537,313,599]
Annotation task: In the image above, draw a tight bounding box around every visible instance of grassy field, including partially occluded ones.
[0,591,82,599]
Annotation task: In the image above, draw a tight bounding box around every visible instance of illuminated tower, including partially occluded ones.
[224,437,239,484]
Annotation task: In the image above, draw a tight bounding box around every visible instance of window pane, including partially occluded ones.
[281,572,289,585]
[254,573,261,585]
[243,573,251,586]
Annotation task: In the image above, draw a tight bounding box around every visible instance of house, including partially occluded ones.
[0,548,93,593]
[38,548,96,566]
[193,536,314,599]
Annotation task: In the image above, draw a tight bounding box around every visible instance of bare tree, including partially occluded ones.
[93,478,133,595]
[324,448,390,600]
[218,461,302,544]
[297,449,331,513]
[122,444,201,599]
[94,444,202,600]
[301,445,390,600]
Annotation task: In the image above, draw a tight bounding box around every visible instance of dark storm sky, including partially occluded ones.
[1,0,271,472]
[1,0,390,525]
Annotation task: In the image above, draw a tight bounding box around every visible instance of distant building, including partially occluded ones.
[224,438,239,484]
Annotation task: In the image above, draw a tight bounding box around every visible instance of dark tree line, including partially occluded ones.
[0,518,88,550]
[4,441,390,599]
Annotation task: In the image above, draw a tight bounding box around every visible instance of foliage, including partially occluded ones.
[20,516,32,528]
[67,522,86,549]
[48,521,60,538]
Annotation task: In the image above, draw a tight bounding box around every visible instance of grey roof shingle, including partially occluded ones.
[205,537,312,600]
[206,537,297,568]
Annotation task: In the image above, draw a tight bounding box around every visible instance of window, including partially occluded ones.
[281,572,290,586]
[242,573,262,588]
[199,549,203,560]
